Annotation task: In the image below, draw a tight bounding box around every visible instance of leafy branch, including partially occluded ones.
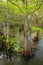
[8,0,26,15]
[31,0,43,14]
[8,0,43,16]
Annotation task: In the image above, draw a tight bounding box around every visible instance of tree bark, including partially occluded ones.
[6,22,9,47]
[3,23,6,37]
[23,16,30,56]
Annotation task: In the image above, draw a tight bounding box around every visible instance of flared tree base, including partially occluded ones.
[32,31,39,42]
[19,49,33,57]
[32,36,39,42]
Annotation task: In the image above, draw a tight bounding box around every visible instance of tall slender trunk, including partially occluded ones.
[23,0,31,56]
[6,22,9,46]
[23,16,30,56]
[6,22,9,58]
[32,14,39,42]
[3,23,6,37]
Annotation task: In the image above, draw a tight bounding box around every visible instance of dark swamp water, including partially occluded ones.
[0,35,43,65]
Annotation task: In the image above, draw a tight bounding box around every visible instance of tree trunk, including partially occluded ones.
[6,22,9,47]
[23,17,30,56]
[32,31,39,42]
[3,23,6,37]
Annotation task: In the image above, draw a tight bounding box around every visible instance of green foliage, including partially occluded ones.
[10,37,20,51]
[0,0,43,53]
[0,0,43,24]
[0,35,6,51]
[31,26,42,32]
